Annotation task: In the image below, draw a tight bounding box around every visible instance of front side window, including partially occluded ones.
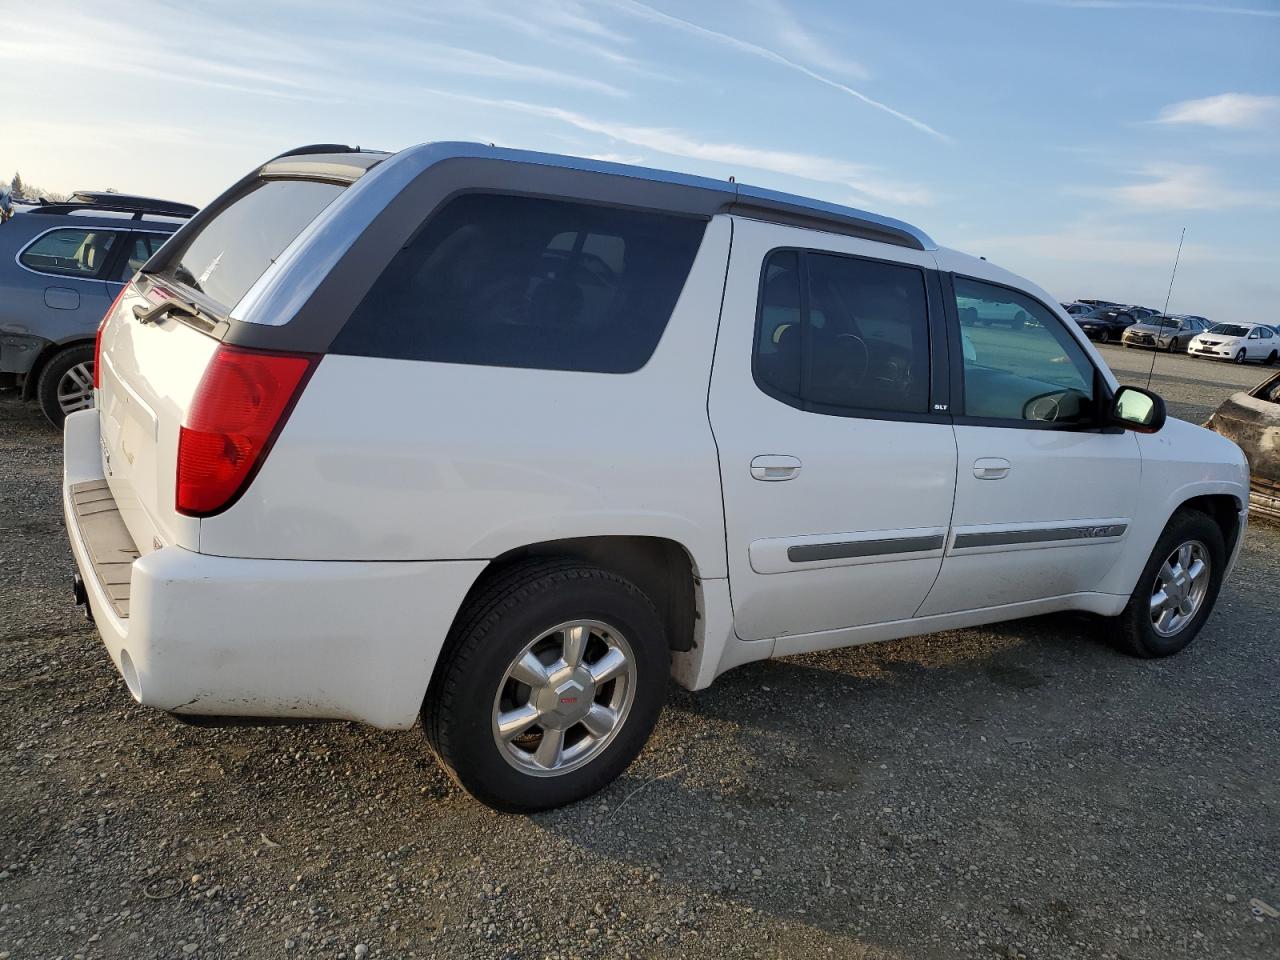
[753,249,931,416]
[954,276,1096,424]
[162,178,344,310]
[332,193,707,373]
[20,228,119,279]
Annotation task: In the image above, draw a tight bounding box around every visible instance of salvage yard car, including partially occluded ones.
[1121,314,1211,353]
[1072,305,1137,343]
[63,143,1250,811]
[0,192,196,425]
[1206,371,1280,521]
[1188,322,1279,365]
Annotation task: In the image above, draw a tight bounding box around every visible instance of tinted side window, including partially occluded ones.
[753,249,931,416]
[113,232,170,282]
[20,228,119,279]
[162,179,344,310]
[332,194,707,373]
[955,277,1096,424]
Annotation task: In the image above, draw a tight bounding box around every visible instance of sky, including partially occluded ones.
[2,0,1278,322]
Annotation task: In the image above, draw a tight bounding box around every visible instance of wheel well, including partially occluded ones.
[21,339,92,401]
[474,536,701,652]
[1178,494,1242,557]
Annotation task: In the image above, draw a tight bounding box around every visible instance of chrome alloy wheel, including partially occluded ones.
[57,362,95,415]
[1150,540,1210,638]
[492,619,636,777]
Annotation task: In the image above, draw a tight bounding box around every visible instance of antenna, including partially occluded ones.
[1146,226,1186,391]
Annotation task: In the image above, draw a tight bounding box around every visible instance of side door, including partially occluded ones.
[918,269,1141,616]
[709,218,958,646]
[111,231,173,288]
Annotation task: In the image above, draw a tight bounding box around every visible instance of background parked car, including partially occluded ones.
[1205,371,1280,521]
[1188,322,1279,365]
[1122,314,1212,352]
[1073,305,1136,343]
[1062,301,1096,316]
[0,192,195,425]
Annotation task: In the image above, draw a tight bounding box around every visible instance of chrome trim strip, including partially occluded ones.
[13,225,135,283]
[952,523,1128,550]
[788,534,946,563]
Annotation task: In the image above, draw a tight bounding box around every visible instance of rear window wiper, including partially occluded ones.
[132,294,215,328]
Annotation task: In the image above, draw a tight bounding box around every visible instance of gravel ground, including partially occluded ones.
[2,346,1277,960]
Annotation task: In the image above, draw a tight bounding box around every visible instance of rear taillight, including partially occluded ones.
[176,345,318,517]
[93,286,129,389]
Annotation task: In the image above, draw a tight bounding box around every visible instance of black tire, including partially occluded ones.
[1112,510,1226,658]
[1267,350,1277,366]
[1166,338,1177,353]
[423,559,669,812]
[36,343,95,428]
[1097,329,1111,344]
[1234,348,1247,364]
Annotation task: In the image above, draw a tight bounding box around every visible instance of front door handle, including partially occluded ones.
[973,457,1011,480]
[751,455,802,481]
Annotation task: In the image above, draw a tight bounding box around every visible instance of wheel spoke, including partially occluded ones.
[1155,607,1177,633]
[496,704,541,741]
[509,651,550,688]
[581,703,617,739]
[1159,561,1176,586]
[1187,558,1206,585]
[587,648,628,685]
[561,624,589,670]
[1149,589,1170,614]
[1177,543,1192,572]
[533,727,565,768]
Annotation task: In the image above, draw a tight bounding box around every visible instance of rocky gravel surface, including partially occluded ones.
[2,347,1278,959]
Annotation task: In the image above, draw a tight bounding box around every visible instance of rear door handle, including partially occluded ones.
[973,457,1011,480]
[751,455,802,481]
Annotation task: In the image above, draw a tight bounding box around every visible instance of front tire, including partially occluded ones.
[1267,350,1277,366]
[423,559,669,812]
[1235,348,1247,364]
[36,344,95,428]
[1098,329,1111,344]
[1112,510,1225,658]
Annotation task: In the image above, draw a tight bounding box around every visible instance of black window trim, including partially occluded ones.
[942,271,1119,433]
[750,245,952,426]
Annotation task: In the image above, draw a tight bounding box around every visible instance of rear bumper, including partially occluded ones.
[62,409,485,729]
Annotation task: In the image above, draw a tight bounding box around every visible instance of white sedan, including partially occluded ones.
[1188,322,1279,364]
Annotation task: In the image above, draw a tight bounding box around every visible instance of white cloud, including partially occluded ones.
[1154,93,1280,129]
[598,0,948,140]
[749,0,869,80]
[1079,163,1279,210]
[419,89,934,206]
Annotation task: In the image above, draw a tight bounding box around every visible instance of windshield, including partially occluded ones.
[1207,323,1248,337]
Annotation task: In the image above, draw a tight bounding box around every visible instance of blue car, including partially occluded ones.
[0,189,196,425]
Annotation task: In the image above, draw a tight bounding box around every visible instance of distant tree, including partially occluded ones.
[10,171,25,198]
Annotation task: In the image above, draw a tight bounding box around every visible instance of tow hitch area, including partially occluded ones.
[72,572,93,623]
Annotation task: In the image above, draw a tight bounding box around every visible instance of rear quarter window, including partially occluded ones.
[330,193,707,374]
[160,178,344,310]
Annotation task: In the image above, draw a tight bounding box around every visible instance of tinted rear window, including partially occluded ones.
[162,179,344,310]
[330,193,707,373]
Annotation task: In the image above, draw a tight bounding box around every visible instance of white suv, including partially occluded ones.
[64,143,1249,811]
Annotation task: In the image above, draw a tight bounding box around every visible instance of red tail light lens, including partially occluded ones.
[93,286,129,389]
[176,346,317,517]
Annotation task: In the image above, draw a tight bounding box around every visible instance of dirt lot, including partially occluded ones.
[2,346,1277,960]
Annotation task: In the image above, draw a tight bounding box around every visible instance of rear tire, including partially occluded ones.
[1112,510,1226,659]
[36,344,95,428]
[423,559,669,812]
[1267,350,1277,366]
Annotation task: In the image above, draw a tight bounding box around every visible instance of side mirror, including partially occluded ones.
[1110,385,1166,434]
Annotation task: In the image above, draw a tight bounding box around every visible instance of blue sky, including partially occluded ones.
[4,0,1278,321]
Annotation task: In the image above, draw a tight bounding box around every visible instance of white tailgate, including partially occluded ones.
[97,283,217,554]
